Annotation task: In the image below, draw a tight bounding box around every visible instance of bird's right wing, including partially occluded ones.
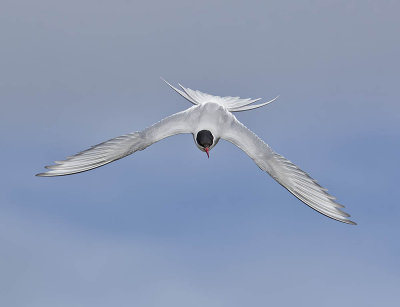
[221,117,356,225]
[36,107,197,177]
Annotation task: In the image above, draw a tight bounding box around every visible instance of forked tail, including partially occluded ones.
[162,78,278,112]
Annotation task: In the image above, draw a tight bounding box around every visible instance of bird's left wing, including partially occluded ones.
[36,107,197,176]
[221,116,356,225]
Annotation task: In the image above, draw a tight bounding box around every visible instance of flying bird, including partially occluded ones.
[37,80,356,225]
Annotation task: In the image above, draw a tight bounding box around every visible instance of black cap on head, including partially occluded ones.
[196,130,213,148]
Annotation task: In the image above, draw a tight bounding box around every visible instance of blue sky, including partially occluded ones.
[1,1,399,306]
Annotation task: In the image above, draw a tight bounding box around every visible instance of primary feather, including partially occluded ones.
[36,108,195,176]
[221,116,356,225]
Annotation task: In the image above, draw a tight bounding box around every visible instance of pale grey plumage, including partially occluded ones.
[221,117,355,225]
[36,108,196,176]
[37,80,356,225]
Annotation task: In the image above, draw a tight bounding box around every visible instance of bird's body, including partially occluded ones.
[37,80,356,225]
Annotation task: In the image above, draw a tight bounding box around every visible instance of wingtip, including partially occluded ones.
[339,206,357,225]
[36,168,56,177]
[339,214,357,225]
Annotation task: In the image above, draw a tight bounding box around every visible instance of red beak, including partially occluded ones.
[205,147,210,158]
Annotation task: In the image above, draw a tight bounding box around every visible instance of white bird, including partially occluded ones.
[37,79,356,225]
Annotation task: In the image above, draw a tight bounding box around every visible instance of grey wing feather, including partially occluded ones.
[36,108,196,177]
[221,117,356,225]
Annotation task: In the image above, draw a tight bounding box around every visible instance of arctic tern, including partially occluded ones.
[37,80,356,225]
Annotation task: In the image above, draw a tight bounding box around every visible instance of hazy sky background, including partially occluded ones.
[1,0,399,306]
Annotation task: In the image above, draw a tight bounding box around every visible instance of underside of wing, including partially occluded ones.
[222,118,356,225]
[266,151,356,225]
[37,108,196,176]
[36,132,146,176]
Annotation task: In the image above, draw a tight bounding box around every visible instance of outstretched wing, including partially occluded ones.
[221,117,356,225]
[36,107,197,176]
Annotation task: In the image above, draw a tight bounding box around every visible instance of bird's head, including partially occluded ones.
[195,130,217,158]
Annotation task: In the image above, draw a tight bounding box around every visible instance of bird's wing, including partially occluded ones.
[221,117,356,225]
[36,107,197,177]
